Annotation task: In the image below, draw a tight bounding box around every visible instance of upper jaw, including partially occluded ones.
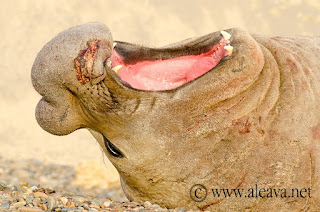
[111,30,234,64]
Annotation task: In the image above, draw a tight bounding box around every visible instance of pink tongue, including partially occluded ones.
[111,40,227,91]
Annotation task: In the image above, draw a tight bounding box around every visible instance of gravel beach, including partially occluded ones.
[0,156,194,212]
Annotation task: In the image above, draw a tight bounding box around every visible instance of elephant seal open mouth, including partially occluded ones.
[108,30,232,91]
[74,28,234,91]
[32,22,320,211]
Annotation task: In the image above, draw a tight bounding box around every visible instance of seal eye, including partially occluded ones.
[103,135,124,158]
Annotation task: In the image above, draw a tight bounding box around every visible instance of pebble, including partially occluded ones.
[72,195,86,203]
[40,197,47,203]
[30,186,38,191]
[103,200,111,207]
[52,205,63,211]
[89,203,100,209]
[69,201,76,208]
[59,196,68,205]
[25,196,34,204]
[176,207,186,212]
[0,200,10,209]
[11,185,19,191]
[12,200,26,207]
[47,196,55,209]
[25,188,33,195]
[83,204,90,210]
[34,191,48,198]
[144,201,152,208]
[151,203,160,208]
[61,207,82,212]
[17,206,42,212]
[32,197,41,207]
[0,183,6,191]
[41,203,48,210]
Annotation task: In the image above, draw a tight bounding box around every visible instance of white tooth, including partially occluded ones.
[106,58,112,68]
[220,30,231,40]
[112,65,123,73]
[224,45,234,56]
[113,42,117,48]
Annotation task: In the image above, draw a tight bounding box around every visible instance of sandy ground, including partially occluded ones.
[1,0,320,199]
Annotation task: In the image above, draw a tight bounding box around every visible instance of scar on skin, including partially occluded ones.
[311,123,320,140]
[183,114,210,135]
[225,97,245,112]
[74,40,99,83]
[232,118,251,134]
[287,58,299,74]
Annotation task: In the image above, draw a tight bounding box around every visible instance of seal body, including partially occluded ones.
[32,23,320,211]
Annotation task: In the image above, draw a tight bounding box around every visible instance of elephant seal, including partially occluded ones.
[32,22,320,211]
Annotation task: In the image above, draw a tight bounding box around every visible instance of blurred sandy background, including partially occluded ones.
[1,0,320,196]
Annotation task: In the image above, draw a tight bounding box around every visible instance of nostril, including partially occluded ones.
[103,135,124,158]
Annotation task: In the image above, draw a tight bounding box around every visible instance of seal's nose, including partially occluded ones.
[31,22,113,135]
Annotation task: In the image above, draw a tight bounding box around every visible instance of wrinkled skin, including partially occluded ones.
[32,23,320,211]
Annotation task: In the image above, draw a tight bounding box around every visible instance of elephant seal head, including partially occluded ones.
[32,22,276,210]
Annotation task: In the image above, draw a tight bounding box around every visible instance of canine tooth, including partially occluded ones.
[112,65,123,73]
[220,30,231,40]
[224,45,234,56]
[106,58,112,68]
[113,42,117,48]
